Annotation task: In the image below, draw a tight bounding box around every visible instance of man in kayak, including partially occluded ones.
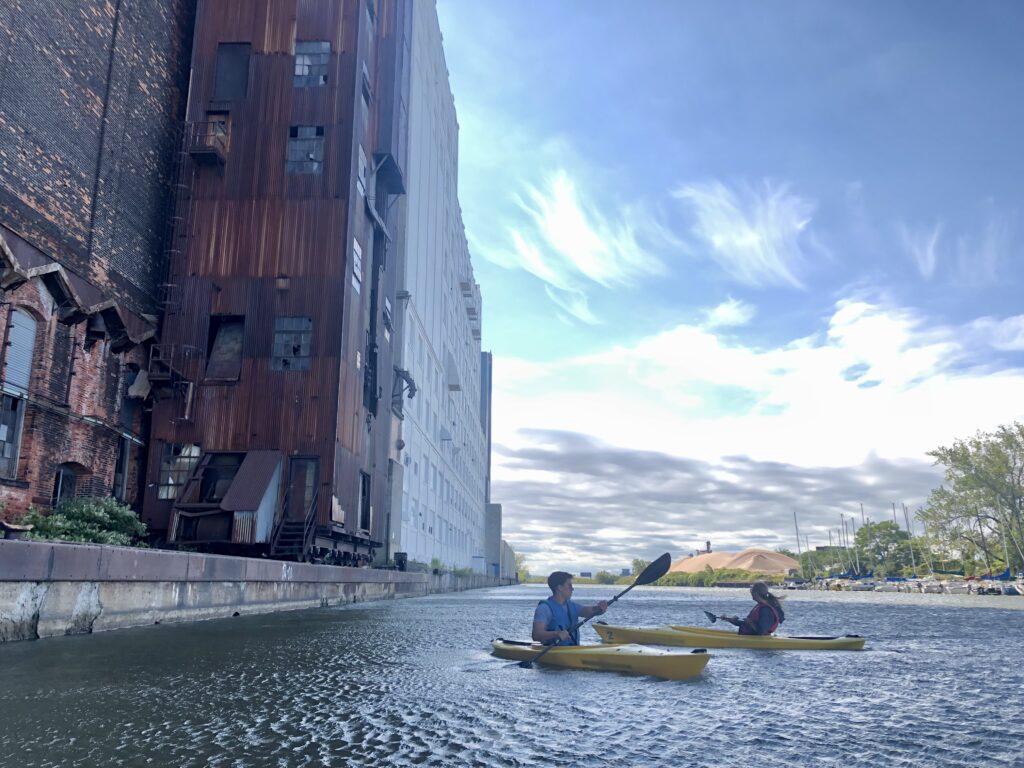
[532,571,610,646]
[718,581,785,635]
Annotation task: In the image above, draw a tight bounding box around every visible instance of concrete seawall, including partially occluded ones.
[0,539,511,643]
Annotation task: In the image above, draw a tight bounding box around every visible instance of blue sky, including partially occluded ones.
[435,0,1024,574]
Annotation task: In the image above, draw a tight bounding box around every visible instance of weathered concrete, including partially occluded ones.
[0,540,511,643]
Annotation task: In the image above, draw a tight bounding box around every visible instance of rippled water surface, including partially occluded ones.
[2,585,1023,767]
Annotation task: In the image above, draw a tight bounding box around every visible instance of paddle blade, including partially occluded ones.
[703,610,718,624]
[635,552,672,586]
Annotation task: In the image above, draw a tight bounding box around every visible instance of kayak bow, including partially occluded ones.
[491,639,710,680]
[594,622,865,650]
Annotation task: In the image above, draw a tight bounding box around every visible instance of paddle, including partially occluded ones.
[518,552,672,669]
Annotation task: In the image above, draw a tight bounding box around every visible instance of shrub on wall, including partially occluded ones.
[18,497,148,546]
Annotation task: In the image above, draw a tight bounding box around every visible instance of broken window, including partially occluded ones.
[272,317,313,371]
[287,125,325,174]
[158,443,201,500]
[294,41,329,87]
[51,463,78,507]
[383,296,394,342]
[213,43,251,100]
[206,315,244,380]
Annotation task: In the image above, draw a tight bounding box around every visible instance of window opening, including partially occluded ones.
[206,315,244,380]
[51,464,78,507]
[158,443,201,500]
[359,471,372,532]
[294,41,329,86]
[213,43,251,100]
[352,239,363,294]
[112,436,130,501]
[272,317,313,371]
[287,125,324,174]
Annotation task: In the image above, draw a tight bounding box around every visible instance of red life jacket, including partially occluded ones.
[738,602,781,635]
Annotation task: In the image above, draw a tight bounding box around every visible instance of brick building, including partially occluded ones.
[0,1,194,517]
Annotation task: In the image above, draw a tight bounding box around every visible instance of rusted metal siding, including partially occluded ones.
[143,0,410,556]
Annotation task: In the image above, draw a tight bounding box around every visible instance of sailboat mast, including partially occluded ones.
[793,510,804,579]
[901,502,917,575]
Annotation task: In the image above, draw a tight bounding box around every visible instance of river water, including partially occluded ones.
[1,584,1023,767]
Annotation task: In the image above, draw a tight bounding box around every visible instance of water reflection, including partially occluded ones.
[1,585,1022,766]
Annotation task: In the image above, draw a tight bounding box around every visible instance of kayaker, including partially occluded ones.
[718,581,785,635]
[532,571,609,646]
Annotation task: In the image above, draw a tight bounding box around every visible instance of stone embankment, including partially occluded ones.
[0,539,510,643]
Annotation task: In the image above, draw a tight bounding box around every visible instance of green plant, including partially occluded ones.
[452,567,473,577]
[18,497,148,546]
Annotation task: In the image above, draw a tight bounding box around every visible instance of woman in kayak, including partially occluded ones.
[532,571,609,646]
[718,581,785,635]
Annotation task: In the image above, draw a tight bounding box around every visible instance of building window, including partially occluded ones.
[357,146,367,197]
[272,317,312,371]
[206,315,244,380]
[352,239,363,294]
[0,395,25,479]
[213,43,251,100]
[294,41,329,86]
[359,471,371,532]
[287,125,324,174]
[158,443,201,500]
[383,296,393,342]
[112,436,130,501]
[51,464,78,507]
[360,65,372,129]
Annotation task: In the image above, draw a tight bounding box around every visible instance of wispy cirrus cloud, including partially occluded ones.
[484,169,675,323]
[673,180,818,289]
[897,220,943,280]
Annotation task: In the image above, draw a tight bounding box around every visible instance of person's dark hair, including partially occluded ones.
[547,571,573,593]
[752,580,785,623]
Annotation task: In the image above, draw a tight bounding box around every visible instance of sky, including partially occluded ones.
[434,0,1024,575]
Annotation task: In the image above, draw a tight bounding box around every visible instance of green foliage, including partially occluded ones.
[654,567,783,588]
[919,422,1024,574]
[19,497,147,547]
[593,570,618,584]
[854,521,912,573]
[631,558,649,577]
[452,567,473,577]
[514,552,529,583]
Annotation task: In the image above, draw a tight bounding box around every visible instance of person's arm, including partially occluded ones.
[579,600,609,620]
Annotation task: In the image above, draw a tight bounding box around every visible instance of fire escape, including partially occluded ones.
[148,121,228,421]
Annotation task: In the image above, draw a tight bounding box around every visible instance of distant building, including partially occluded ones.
[621,568,632,577]
[579,571,593,578]
[391,0,487,573]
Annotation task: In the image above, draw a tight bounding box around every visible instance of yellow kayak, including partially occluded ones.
[490,640,711,680]
[594,622,865,650]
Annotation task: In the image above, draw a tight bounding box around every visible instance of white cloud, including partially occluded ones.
[491,298,1024,570]
[673,180,816,289]
[704,297,756,328]
[897,220,942,280]
[970,315,1024,351]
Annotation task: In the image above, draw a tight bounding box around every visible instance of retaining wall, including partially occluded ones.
[0,539,511,643]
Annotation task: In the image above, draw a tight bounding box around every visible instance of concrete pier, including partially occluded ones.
[0,539,507,643]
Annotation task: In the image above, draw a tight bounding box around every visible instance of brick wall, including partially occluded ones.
[0,283,148,519]
[0,0,195,316]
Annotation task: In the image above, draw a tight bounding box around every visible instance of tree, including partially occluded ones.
[593,570,618,584]
[854,521,912,574]
[512,552,528,581]
[631,558,650,577]
[919,422,1024,573]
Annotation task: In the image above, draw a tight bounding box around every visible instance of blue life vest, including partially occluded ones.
[539,597,580,645]
[738,602,782,635]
